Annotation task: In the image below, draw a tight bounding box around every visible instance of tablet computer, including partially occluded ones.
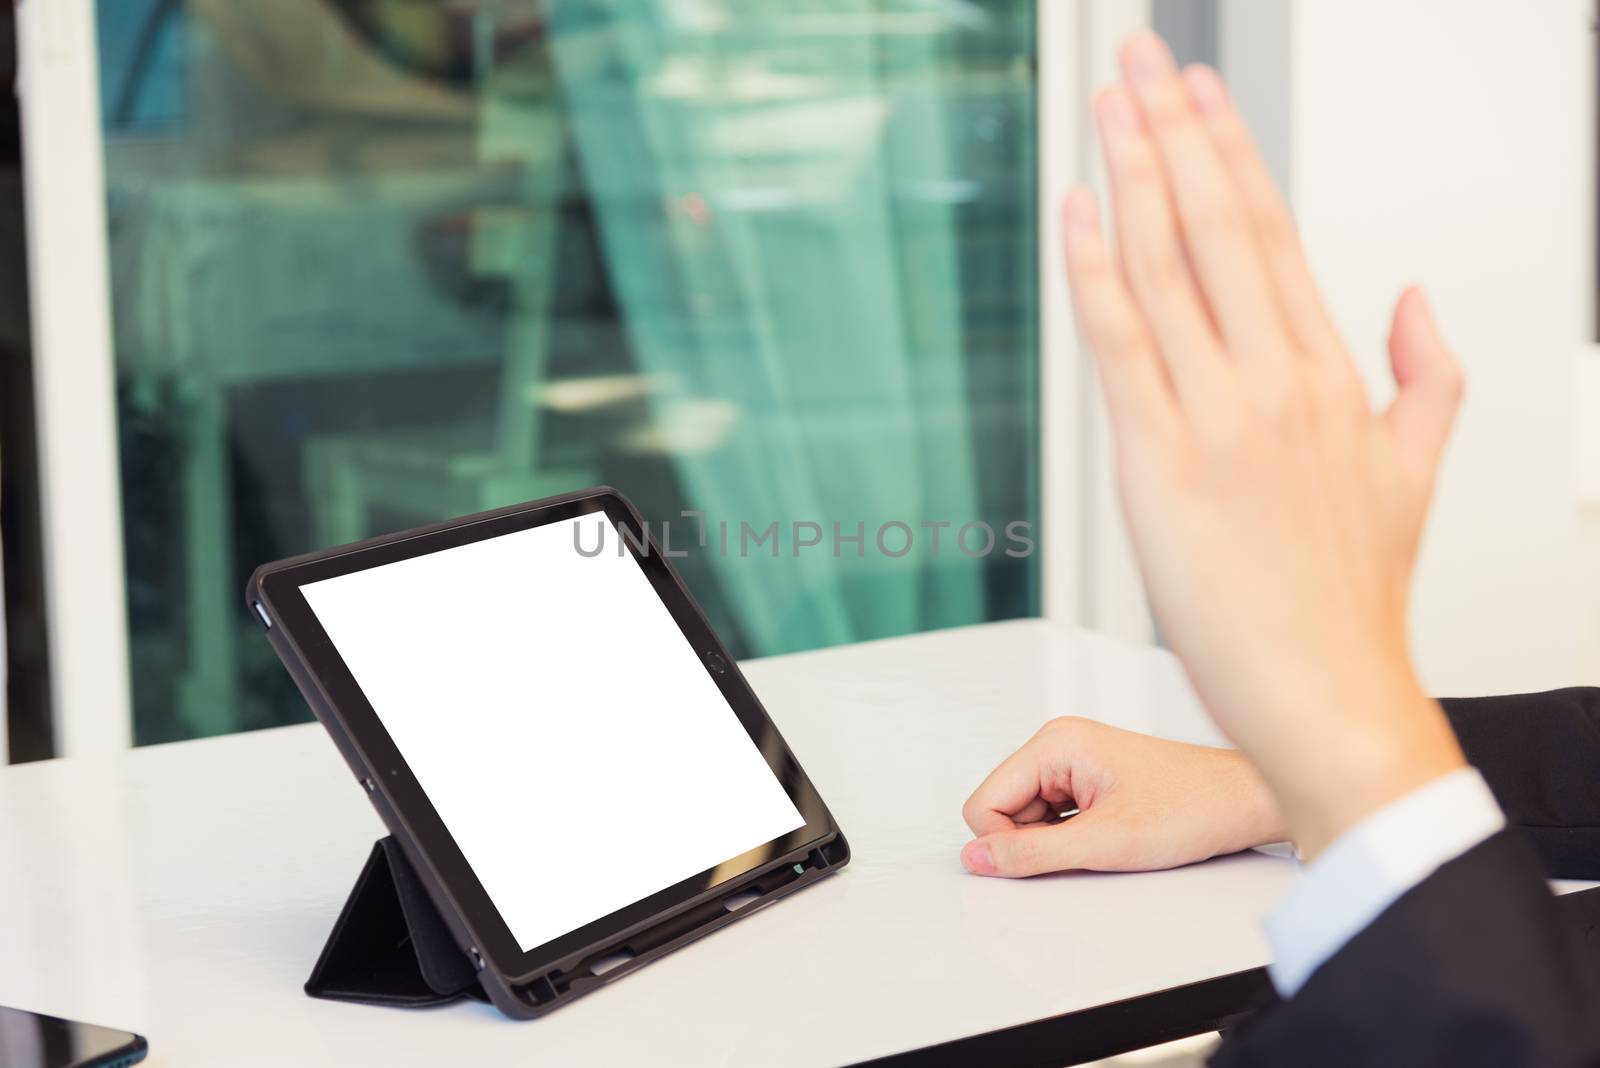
[247,487,848,1019]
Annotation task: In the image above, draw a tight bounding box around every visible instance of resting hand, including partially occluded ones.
[1063,34,1467,859]
[961,717,1285,878]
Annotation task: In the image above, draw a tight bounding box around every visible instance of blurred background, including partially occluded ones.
[3,0,1599,763]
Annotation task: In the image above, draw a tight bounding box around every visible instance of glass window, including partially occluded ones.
[96,0,1040,745]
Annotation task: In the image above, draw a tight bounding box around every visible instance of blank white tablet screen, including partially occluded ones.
[300,515,805,953]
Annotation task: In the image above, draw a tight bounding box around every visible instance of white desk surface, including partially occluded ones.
[0,620,1297,1066]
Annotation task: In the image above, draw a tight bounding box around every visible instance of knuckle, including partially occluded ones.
[1185,186,1244,237]
[1043,715,1085,740]
[1314,360,1369,413]
[1123,241,1190,301]
[1142,89,1192,134]
[1264,381,1314,429]
[1067,274,1136,352]
[1244,366,1318,432]
[1261,212,1304,261]
[1112,145,1162,190]
[1201,414,1271,470]
[1063,238,1100,277]
[1215,117,1253,161]
[1087,309,1145,360]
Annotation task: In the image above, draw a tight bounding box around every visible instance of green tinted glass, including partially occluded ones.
[98,0,1039,744]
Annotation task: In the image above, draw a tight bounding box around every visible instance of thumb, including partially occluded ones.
[1382,286,1464,480]
[962,816,1119,879]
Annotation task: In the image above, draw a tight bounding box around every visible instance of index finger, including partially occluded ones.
[1180,64,1341,357]
[961,731,1076,837]
[1118,32,1288,365]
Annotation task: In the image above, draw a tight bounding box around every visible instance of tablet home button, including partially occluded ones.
[705,652,728,674]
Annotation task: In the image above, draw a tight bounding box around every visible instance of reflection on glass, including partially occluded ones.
[97,0,1040,744]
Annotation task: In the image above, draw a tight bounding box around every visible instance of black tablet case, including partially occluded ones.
[306,837,487,1007]
[307,832,852,1012]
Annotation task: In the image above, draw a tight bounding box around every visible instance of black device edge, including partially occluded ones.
[246,486,849,1020]
[0,1006,148,1068]
[845,967,1271,1068]
[86,1032,148,1068]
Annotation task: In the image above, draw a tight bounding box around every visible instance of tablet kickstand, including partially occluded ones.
[305,837,487,1008]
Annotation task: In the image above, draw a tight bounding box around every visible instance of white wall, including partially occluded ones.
[1282,0,1600,694]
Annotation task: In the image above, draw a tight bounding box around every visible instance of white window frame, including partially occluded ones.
[1039,0,1156,642]
[16,0,132,756]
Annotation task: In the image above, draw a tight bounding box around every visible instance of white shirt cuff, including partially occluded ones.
[1263,766,1505,997]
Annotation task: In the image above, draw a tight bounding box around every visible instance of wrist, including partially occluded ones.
[1271,694,1466,861]
[1218,747,1290,852]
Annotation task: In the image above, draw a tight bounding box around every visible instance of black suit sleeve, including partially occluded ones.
[1211,831,1600,1068]
[1441,688,1600,879]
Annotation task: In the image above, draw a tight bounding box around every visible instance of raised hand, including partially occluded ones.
[1061,33,1466,859]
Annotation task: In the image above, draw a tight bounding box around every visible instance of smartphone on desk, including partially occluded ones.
[0,1005,146,1068]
